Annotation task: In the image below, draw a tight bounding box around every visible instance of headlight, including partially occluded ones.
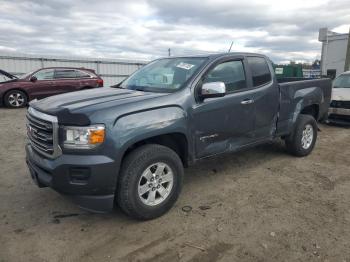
[63,125,105,149]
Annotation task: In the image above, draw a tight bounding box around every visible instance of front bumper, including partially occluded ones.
[25,144,118,212]
[328,107,350,116]
[327,107,350,125]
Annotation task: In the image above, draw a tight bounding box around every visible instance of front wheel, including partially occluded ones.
[4,90,28,108]
[285,114,318,157]
[117,144,184,220]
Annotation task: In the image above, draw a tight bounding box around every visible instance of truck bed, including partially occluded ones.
[277,78,332,135]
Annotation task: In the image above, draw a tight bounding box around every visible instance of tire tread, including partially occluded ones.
[285,114,318,157]
[117,144,183,220]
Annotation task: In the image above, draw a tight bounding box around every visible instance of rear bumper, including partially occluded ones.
[25,144,118,212]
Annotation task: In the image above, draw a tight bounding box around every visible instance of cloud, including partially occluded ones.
[0,0,349,63]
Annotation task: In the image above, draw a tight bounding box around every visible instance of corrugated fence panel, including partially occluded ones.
[99,62,142,76]
[43,60,98,70]
[103,76,126,87]
[0,57,42,75]
[0,52,148,87]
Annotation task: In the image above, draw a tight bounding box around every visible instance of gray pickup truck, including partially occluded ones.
[25,53,331,220]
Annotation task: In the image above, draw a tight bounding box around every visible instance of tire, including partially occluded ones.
[117,144,184,220]
[4,90,28,108]
[285,114,318,157]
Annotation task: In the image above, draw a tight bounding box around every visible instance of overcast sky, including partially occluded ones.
[0,0,349,63]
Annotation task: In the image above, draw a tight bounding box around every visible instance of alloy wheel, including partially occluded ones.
[8,92,25,107]
[301,124,314,149]
[138,162,174,206]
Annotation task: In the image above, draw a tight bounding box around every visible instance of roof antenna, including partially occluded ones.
[228,41,234,52]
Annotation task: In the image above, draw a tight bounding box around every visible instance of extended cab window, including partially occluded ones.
[55,69,77,79]
[34,69,54,80]
[247,57,272,87]
[204,60,246,93]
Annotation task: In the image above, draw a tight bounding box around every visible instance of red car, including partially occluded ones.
[0,67,103,108]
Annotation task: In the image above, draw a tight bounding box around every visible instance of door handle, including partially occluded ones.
[241,99,254,105]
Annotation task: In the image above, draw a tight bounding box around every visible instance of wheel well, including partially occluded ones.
[3,89,29,103]
[300,104,319,120]
[124,133,189,167]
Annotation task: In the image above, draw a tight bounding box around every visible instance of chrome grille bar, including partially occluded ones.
[27,107,62,159]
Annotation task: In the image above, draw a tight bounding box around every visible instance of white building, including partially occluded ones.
[0,52,148,87]
[319,28,350,78]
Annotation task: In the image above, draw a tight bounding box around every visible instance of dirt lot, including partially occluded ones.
[0,108,349,262]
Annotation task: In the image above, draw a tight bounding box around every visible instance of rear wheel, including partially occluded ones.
[285,114,318,156]
[117,144,184,220]
[4,90,28,108]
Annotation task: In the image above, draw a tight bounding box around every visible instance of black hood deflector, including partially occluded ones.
[0,69,17,79]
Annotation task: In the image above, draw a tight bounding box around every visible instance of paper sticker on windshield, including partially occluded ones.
[176,62,195,70]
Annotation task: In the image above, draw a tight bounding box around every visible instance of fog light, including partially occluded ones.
[69,168,90,184]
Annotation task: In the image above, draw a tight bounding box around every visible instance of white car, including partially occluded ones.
[328,71,350,125]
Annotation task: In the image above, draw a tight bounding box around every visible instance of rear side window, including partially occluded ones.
[204,60,247,93]
[76,70,93,78]
[247,57,272,87]
[54,69,77,79]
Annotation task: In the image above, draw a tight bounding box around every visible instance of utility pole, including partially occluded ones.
[344,27,350,72]
[168,48,171,57]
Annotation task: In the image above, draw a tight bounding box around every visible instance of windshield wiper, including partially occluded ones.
[111,80,125,88]
[125,85,148,92]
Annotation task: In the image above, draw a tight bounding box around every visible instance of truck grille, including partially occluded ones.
[26,107,62,158]
[330,100,350,109]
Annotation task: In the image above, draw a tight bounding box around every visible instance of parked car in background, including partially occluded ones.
[328,71,350,125]
[26,53,331,220]
[0,67,103,108]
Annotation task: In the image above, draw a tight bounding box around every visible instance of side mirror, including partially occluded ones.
[30,76,37,82]
[200,82,226,99]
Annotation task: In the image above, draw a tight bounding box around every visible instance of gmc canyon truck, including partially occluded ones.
[25,53,332,220]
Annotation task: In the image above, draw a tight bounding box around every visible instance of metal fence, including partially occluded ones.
[0,52,148,87]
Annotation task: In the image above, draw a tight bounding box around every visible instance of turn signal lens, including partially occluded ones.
[89,129,105,144]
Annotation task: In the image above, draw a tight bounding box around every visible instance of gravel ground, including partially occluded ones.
[0,108,349,262]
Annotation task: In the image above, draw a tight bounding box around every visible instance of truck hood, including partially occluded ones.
[31,87,168,115]
[332,88,350,101]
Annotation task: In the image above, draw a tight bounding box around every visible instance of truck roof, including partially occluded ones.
[166,52,269,60]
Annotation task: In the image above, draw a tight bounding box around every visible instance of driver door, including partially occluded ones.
[28,69,55,99]
[192,58,256,158]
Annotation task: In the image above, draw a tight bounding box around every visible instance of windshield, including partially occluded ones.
[20,70,36,79]
[333,74,350,88]
[120,57,207,92]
